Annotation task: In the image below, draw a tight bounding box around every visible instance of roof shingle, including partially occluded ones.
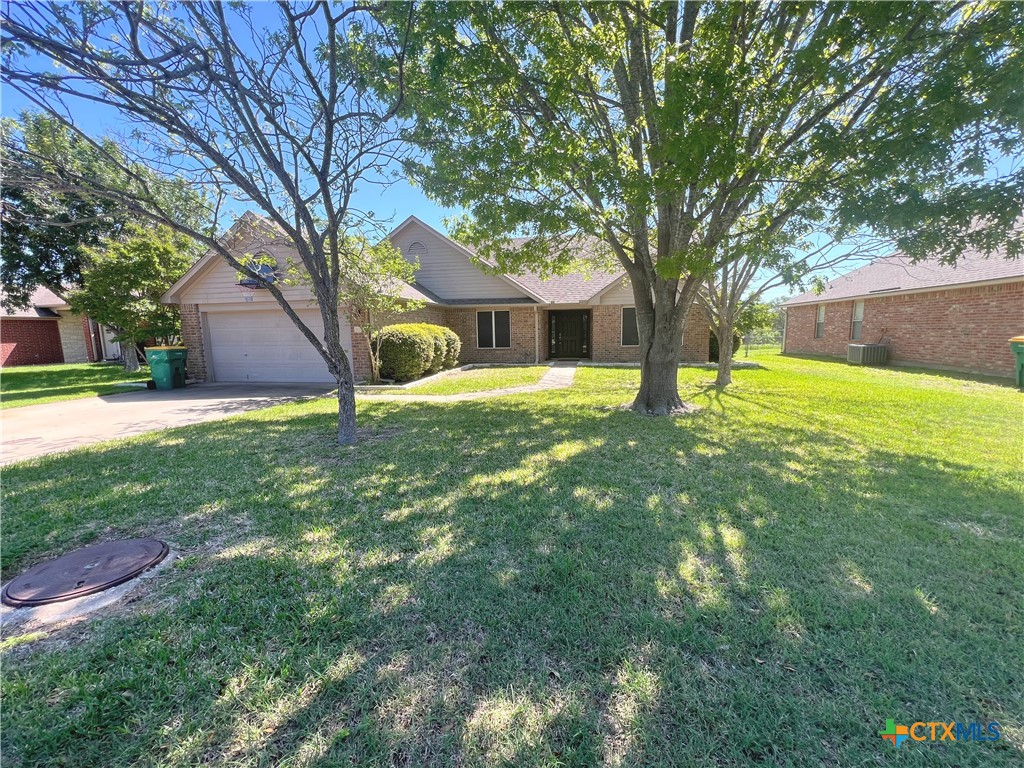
[784,246,1023,306]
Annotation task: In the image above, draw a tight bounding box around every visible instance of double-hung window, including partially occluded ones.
[850,301,864,341]
[477,310,511,349]
[814,305,826,339]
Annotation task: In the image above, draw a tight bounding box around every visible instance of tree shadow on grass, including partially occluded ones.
[2,395,1021,766]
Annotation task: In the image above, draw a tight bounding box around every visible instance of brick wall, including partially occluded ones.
[348,300,715,378]
[1,318,64,366]
[783,280,1024,377]
[682,302,712,362]
[445,306,539,364]
[591,302,710,363]
[56,314,90,363]
[180,303,208,381]
[348,305,452,382]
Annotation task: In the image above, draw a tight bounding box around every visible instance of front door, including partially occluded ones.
[549,310,590,359]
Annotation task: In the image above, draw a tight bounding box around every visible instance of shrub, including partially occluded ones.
[376,324,436,382]
[708,331,742,362]
[422,325,447,374]
[441,327,461,368]
[375,323,462,381]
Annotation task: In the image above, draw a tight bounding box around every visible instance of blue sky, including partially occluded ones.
[0,45,460,235]
[3,3,1015,304]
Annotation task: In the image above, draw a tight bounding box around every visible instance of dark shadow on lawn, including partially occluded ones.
[2,396,1021,766]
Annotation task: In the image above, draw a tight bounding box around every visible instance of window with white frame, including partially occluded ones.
[815,305,826,338]
[850,300,864,341]
[477,310,511,349]
[621,307,640,346]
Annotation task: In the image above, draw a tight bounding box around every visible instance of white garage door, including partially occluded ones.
[206,309,350,383]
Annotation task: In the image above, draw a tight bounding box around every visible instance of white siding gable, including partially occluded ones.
[594,278,638,305]
[390,220,529,301]
[177,237,318,309]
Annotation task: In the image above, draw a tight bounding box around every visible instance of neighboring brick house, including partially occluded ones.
[782,246,1024,378]
[0,286,114,367]
[162,213,711,383]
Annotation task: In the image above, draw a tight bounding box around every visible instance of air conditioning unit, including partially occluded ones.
[847,344,889,365]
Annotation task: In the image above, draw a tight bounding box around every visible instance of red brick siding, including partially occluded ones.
[349,305,452,382]
[591,302,711,363]
[180,303,208,381]
[783,280,1024,377]
[444,307,539,364]
[348,301,714,378]
[0,318,64,366]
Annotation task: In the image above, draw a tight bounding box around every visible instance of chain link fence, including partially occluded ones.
[741,330,783,357]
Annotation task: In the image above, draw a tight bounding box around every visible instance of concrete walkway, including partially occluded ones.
[357,362,578,403]
[1,383,332,465]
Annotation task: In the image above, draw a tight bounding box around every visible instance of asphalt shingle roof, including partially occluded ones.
[1,286,69,317]
[784,246,1023,306]
[462,235,625,304]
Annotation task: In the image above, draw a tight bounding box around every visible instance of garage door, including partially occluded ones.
[206,310,350,383]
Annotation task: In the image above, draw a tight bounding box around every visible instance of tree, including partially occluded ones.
[700,227,889,385]
[340,240,423,383]
[1,1,413,445]
[397,1,1023,414]
[67,226,194,372]
[0,112,207,308]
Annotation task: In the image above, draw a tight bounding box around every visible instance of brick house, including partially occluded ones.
[782,246,1024,378]
[162,214,711,383]
[0,286,115,367]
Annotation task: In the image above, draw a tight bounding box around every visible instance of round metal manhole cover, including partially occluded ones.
[2,538,169,608]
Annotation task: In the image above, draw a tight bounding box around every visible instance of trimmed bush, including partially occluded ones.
[441,327,461,368]
[375,323,462,382]
[422,325,447,374]
[377,324,436,382]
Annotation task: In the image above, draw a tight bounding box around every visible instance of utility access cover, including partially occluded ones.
[2,538,169,608]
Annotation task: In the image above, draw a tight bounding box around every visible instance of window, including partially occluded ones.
[477,310,511,349]
[621,307,640,346]
[814,305,826,338]
[850,300,864,341]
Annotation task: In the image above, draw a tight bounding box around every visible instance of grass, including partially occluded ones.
[1,362,150,409]
[2,351,1022,767]
[392,365,551,395]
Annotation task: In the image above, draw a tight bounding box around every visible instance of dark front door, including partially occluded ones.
[549,310,590,358]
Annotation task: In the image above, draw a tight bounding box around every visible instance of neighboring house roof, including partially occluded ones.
[783,245,1024,306]
[0,286,70,318]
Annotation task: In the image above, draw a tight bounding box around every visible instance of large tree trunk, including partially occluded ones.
[715,318,734,387]
[631,295,688,415]
[633,331,684,414]
[628,272,700,415]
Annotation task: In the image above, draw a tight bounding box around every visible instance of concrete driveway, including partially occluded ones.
[1,383,333,465]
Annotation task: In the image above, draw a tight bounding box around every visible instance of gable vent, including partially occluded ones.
[407,241,427,261]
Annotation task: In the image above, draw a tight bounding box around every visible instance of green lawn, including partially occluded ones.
[1,362,150,409]
[2,352,1022,767]
[389,365,550,395]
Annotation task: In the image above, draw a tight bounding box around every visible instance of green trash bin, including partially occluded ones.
[1011,336,1024,390]
[145,346,188,391]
